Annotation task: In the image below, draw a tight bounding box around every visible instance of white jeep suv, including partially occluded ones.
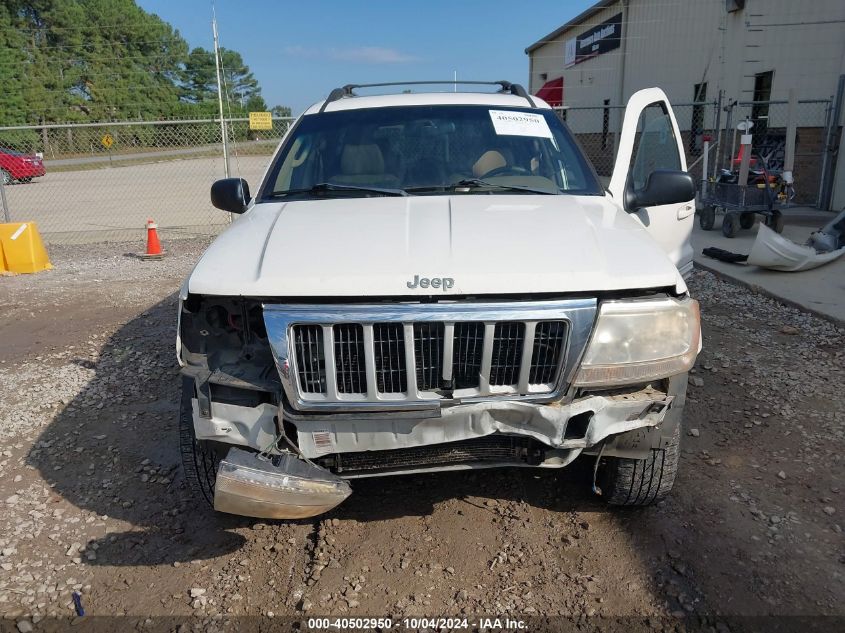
[177,81,701,519]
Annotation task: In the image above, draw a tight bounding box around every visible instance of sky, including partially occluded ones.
[136,0,594,115]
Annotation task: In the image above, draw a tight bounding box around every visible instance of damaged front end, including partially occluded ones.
[177,292,695,517]
[178,294,350,518]
[286,383,682,477]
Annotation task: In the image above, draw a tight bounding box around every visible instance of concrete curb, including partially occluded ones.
[693,260,844,327]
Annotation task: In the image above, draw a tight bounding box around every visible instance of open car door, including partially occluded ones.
[609,88,695,277]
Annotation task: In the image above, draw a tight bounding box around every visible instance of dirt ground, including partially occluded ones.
[0,240,842,631]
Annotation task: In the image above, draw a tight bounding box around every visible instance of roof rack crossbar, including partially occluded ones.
[320,80,536,111]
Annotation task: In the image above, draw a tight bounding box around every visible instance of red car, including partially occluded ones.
[0,147,46,184]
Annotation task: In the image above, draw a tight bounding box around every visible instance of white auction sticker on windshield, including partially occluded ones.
[489,110,553,139]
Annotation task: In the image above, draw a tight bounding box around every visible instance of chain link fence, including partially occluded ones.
[0,99,838,246]
[0,117,293,244]
[560,98,836,207]
[720,100,834,207]
[555,102,720,184]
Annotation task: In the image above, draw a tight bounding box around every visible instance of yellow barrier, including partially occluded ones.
[0,222,52,274]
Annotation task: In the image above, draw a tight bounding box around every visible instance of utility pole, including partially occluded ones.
[212,4,230,178]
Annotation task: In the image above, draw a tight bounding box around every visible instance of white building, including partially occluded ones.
[526,0,845,209]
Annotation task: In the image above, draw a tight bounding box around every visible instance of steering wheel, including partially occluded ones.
[481,165,530,178]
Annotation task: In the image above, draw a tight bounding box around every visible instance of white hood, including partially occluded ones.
[188,195,680,297]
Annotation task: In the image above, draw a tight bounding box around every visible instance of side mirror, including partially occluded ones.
[211,178,251,214]
[625,170,695,212]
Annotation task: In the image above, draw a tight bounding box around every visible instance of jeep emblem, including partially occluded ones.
[407,275,454,291]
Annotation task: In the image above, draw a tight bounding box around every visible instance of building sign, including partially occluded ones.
[566,12,622,67]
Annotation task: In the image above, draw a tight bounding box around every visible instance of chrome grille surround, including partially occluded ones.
[264,299,597,412]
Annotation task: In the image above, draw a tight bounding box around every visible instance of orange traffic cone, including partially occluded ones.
[140,218,164,259]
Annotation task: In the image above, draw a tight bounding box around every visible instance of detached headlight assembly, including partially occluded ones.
[574,297,700,387]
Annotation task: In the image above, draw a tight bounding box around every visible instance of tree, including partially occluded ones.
[271,105,292,118]
[0,3,28,124]
[245,94,267,112]
[0,1,282,125]
[220,48,259,108]
[181,46,261,110]
[2,0,191,122]
[181,47,216,104]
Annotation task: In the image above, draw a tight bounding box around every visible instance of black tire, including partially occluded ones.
[600,424,681,506]
[721,212,739,238]
[766,210,784,234]
[739,212,756,230]
[179,377,225,509]
[699,206,716,231]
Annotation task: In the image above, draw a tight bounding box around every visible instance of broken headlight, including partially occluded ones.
[573,296,700,387]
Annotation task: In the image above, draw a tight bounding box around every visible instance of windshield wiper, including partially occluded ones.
[269,182,408,198]
[450,178,560,195]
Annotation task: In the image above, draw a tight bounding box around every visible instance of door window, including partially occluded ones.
[628,103,681,191]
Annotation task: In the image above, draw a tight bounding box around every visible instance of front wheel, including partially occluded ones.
[722,212,739,238]
[179,377,226,509]
[699,206,716,231]
[0,169,10,186]
[766,210,784,234]
[740,212,756,230]
[599,424,680,506]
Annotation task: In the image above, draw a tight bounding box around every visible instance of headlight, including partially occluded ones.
[573,297,700,387]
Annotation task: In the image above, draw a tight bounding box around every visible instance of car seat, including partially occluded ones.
[329,144,400,188]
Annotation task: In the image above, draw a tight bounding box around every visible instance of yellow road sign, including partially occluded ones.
[249,111,273,131]
[101,133,114,149]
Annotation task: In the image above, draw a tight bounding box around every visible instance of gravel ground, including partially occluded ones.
[0,243,842,631]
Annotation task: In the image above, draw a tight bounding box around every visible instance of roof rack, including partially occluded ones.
[319,80,536,112]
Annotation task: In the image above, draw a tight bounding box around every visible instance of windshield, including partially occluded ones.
[261,105,602,199]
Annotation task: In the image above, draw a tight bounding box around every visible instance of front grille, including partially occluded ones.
[453,322,484,389]
[272,298,596,410]
[334,324,366,394]
[530,321,568,384]
[374,323,407,393]
[490,322,525,386]
[293,324,325,394]
[414,323,443,391]
[318,435,544,473]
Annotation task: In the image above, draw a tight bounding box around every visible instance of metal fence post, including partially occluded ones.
[0,176,9,223]
[719,99,736,175]
[818,75,845,211]
[711,92,722,180]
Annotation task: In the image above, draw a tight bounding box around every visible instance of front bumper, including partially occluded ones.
[192,376,686,471]
[290,386,674,460]
[198,376,687,517]
[14,165,45,178]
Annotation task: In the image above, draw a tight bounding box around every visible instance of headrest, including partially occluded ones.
[341,144,385,175]
[472,150,506,178]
